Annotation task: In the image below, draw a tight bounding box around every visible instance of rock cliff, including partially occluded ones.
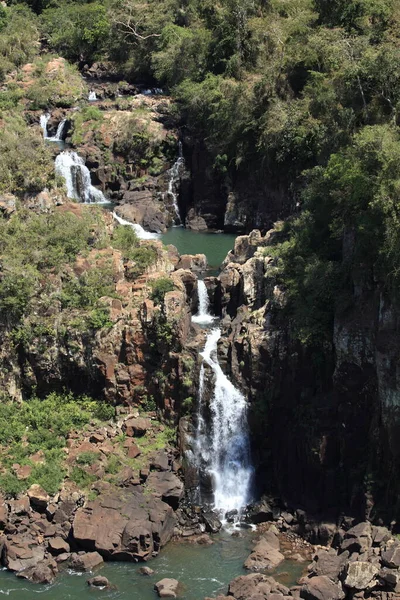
[213,228,400,525]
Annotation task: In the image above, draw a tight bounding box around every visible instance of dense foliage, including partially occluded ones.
[1,0,400,345]
[0,391,114,495]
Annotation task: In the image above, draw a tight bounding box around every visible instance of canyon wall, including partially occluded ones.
[212,230,400,526]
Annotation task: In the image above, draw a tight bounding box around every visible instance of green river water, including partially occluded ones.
[0,530,305,599]
[0,224,305,599]
[161,227,237,272]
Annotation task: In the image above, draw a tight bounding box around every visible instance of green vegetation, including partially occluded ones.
[150,277,174,304]
[0,114,54,195]
[0,208,108,327]
[0,391,114,496]
[112,224,158,277]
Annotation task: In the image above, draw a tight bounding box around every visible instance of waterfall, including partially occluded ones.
[40,113,50,139]
[40,114,67,142]
[88,91,97,101]
[192,280,215,325]
[112,212,160,240]
[166,141,184,224]
[55,151,108,204]
[195,329,253,517]
[52,119,67,141]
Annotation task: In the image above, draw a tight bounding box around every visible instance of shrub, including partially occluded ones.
[150,277,174,304]
[76,451,99,466]
[70,466,96,489]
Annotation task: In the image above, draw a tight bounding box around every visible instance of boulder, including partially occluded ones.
[27,484,50,509]
[343,561,379,590]
[228,573,289,600]
[379,567,400,591]
[154,578,180,598]
[87,575,111,588]
[201,511,222,533]
[308,548,349,582]
[72,487,176,560]
[70,552,104,571]
[16,560,58,584]
[372,526,391,546]
[139,566,155,576]
[48,537,70,555]
[146,472,184,510]
[3,538,45,572]
[122,417,151,437]
[300,576,345,600]
[176,254,207,273]
[382,541,400,569]
[150,451,170,472]
[246,499,274,524]
[244,535,284,572]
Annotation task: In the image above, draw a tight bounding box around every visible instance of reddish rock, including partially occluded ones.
[127,444,141,459]
[48,537,70,555]
[87,575,111,588]
[70,552,104,571]
[146,471,184,510]
[72,488,176,561]
[27,485,50,510]
[300,575,345,600]
[16,559,58,584]
[122,417,151,437]
[3,538,45,572]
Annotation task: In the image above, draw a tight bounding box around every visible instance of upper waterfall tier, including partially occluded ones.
[55,151,108,204]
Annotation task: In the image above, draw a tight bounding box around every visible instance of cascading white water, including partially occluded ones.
[192,280,215,325]
[52,119,67,141]
[40,113,50,139]
[195,329,253,517]
[88,91,97,101]
[55,151,108,204]
[166,141,184,224]
[40,114,67,142]
[112,212,160,240]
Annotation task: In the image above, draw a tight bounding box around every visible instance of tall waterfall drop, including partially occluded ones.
[167,141,184,224]
[55,151,108,204]
[192,280,215,325]
[195,329,253,516]
[112,212,160,240]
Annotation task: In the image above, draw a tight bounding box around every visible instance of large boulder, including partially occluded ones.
[70,552,104,571]
[72,487,176,560]
[154,578,180,598]
[176,254,207,273]
[146,471,184,510]
[122,417,151,437]
[343,561,379,590]
[3,538,45,572]
[87,575,111,588]
[382,540,400,569]
[308,548,349,582]
[300,576,345,600]
[27,485,50,510]
[228,573,289,600]
[16,559,58,584]
[244,530,284,572]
